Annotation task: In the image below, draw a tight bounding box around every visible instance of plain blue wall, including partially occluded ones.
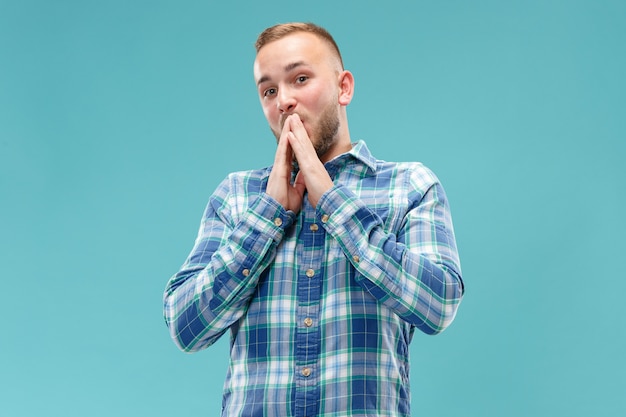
[1,1,624,416]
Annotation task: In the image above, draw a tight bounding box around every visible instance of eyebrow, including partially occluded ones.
[256,61,306,86]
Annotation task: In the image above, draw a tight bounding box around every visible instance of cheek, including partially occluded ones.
[310,88,336,112]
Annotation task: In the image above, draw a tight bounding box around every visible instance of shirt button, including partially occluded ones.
[242,269,250,277]
[304,317,313,327]
[352,255,360,263]
[321,214,329,223]
[301,367,311,377]
[309,223,319,232]
[305,269,315,278]
[273,217,283,227]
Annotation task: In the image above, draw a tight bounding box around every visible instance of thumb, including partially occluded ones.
[293,170,306,198]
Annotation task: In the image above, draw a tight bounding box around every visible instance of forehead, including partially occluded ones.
[253,32,338,81]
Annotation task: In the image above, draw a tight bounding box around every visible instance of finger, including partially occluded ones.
[271,122,295,177]
[288,113,307,137]
[292,170,306,198]
[287,130,322,185]
[287,115,315,155]
[286,133,316,172]
[286,121,334,207]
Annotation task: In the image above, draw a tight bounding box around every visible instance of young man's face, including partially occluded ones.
[254,32,344,158]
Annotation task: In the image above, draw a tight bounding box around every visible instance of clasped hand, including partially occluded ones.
[266,114,334,213]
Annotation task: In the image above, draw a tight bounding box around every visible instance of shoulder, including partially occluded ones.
[353,141,440,190]
[373,159,440,192]
[217,166,272,194]
[205,166,272,213]
[198,166,273,225]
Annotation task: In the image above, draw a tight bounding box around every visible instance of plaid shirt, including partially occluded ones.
[164,140,464,417]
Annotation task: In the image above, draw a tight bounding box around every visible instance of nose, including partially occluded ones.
[277,87,296,113]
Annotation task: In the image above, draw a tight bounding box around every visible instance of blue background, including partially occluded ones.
[1,0,625,416]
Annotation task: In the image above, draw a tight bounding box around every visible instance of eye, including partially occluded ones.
[263,87,277,97]
[296,75,308,84]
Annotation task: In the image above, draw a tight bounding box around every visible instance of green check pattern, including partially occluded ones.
[164,140,464,416]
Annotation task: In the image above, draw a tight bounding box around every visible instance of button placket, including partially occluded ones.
[294,199,323,413]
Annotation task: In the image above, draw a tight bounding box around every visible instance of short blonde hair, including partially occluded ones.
[255,22,344,69]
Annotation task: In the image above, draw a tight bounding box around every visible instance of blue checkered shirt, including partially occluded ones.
[164,140,464,417]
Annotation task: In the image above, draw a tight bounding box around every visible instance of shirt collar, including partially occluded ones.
[325,140,378,174]
[348,140,378,173]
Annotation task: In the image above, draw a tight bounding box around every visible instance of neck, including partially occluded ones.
[319,130,352,163]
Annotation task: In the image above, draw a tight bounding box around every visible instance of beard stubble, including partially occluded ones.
[272,102,340,159]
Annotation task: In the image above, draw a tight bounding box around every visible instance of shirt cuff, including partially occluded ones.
[316,184,363,232]
[246,193,296,242]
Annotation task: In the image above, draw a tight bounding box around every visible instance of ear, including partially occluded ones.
[337,70,354,106]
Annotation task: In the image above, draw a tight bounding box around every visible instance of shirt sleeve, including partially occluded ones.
[316,166,464,335]
[163,174,295,352]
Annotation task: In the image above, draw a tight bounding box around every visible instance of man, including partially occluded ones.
[164,22,464,417]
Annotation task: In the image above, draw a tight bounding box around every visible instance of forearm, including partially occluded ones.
[318,183,464,334]
[163,193,294,352]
